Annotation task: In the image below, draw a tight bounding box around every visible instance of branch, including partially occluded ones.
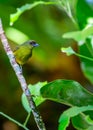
[0,18,46,130]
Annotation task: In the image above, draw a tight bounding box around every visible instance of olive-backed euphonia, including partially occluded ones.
[14,40,39,65]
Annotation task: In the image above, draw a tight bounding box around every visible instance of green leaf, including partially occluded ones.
[62,26,93,84]
[58,116,69,130]
[10,1,57,25]
[72,114,93,130]
[58,105,93,130]
[62,26,93,43]
[40,80,93,129]
[76,0,93,29]
[63,31,83,42]
[21,81,47,113]
[79,40,93,84]
[6,27,29,44]
[40,79,93,106]
[61,47,75,56]
[61,46,93,61]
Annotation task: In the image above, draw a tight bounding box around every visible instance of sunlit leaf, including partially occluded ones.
[21,82,47,113]
[10,1,57,25]
[61,46,93,61]
[58,105,93,130]
[62,26,93,43]
[63,31,82,42]
[61,47,75,56]
[62,25,93,84]
[6,27,29,44]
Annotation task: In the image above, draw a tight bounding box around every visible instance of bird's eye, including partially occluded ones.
[30,40,39,47]
[31,40,36,45]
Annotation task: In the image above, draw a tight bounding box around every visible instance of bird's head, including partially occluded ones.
[28,40,39,47]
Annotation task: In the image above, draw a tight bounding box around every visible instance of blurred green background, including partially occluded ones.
[0,0,92,130]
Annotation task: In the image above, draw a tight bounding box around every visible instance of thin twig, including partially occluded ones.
[23,113,31,126]
[0,112,29,130]
[0,18,46,130]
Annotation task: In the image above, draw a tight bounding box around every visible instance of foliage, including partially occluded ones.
[22,82,47,113]
[1,0,93,130]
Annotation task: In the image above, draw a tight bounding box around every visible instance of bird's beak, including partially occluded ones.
[34,43,39,47]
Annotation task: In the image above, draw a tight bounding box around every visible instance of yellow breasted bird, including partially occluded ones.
[14,40,39,65]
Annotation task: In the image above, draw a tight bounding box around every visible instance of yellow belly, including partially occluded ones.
[14,46,32,65]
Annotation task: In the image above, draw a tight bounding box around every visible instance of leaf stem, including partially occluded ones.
[0,112,29,130]
[85,42,93,57]
[58,0,78,28]
[24,113,31,126]
[75,53,93,61]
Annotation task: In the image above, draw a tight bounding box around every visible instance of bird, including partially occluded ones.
[13,40,39,65]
